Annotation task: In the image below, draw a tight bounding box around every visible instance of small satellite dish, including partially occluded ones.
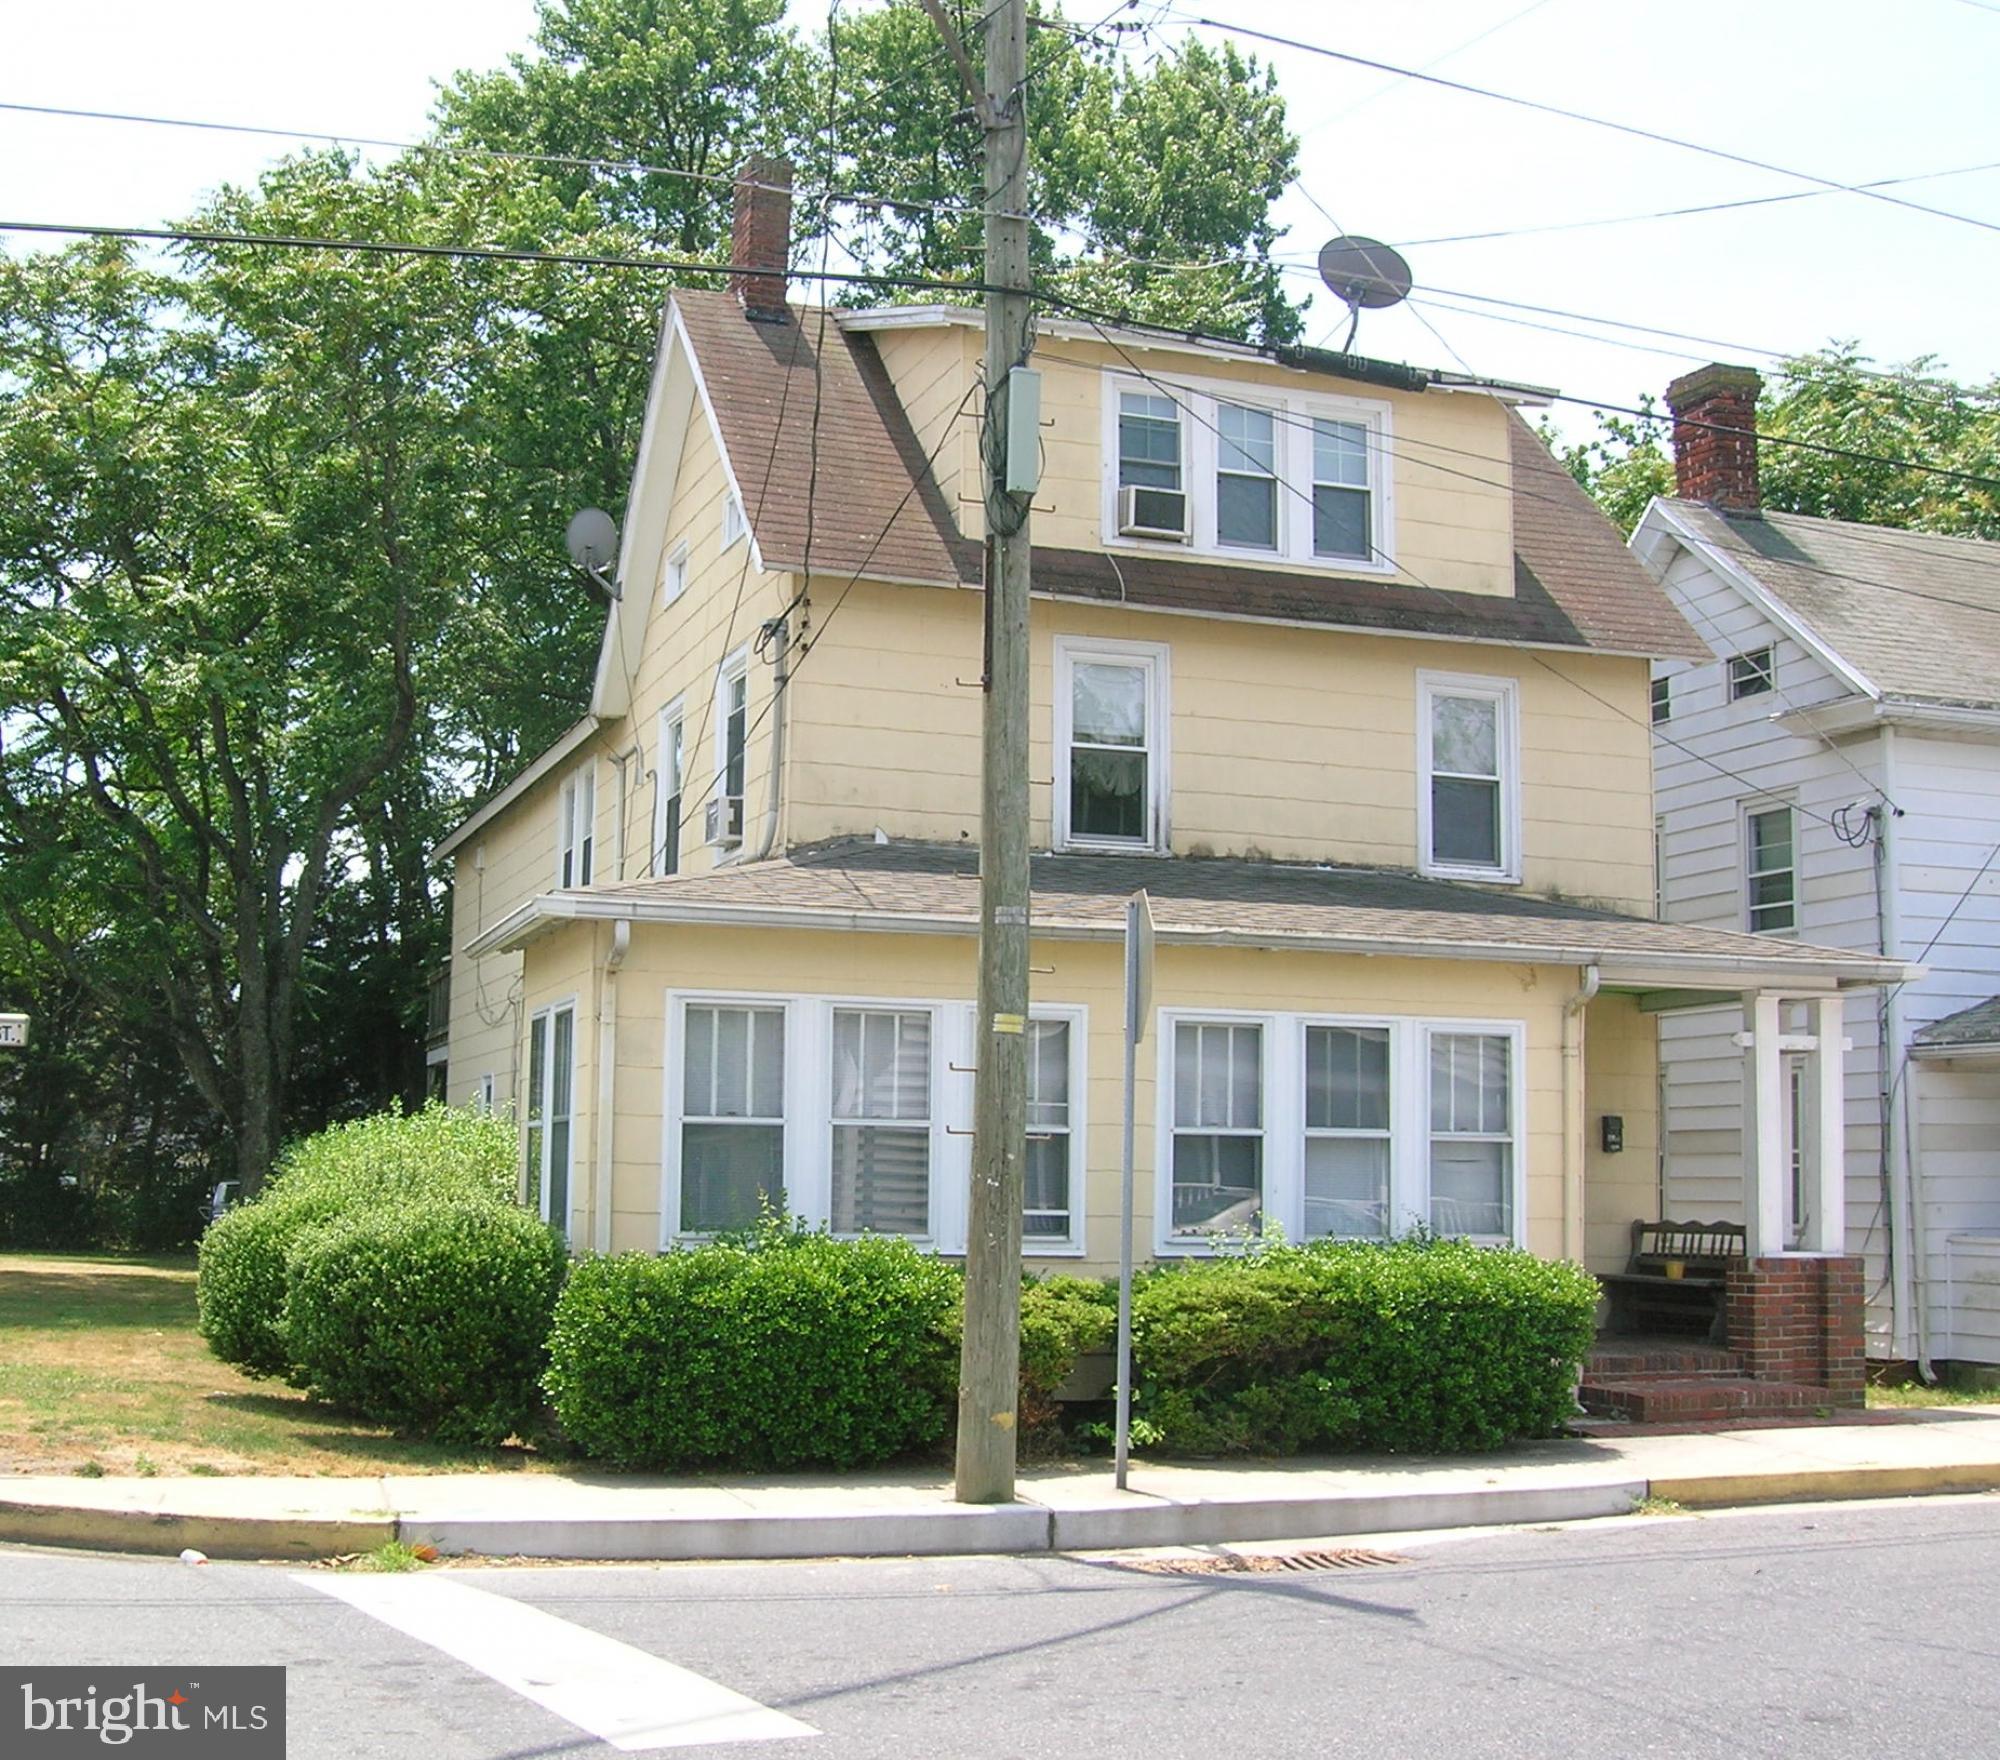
[565,507,619,575]
[1317,236,1413,350]
[564,507,620,605]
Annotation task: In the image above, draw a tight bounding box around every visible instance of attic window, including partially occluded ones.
[721,491,746,550]
[1729,647,1774,700]
[1651,675,1671,723]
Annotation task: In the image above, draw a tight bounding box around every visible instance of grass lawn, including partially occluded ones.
[0,1251,551,1478]
[1867,1379,2000,1410]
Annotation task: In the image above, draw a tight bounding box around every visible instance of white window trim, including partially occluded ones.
[1728,646,1775,701]
[1154,1008,1528,1256]
[555,760,595,888]
[527,997,579,1240]
[1742,798,1799,937]
[1416,670,1522,885]
[712,647,749,855]
[660,990,1088,1257]
[663,540,691,607]
[1100,368,1396,574]
[1053,634,1172,854]
[721,491,746,551]
[653,694,686,877]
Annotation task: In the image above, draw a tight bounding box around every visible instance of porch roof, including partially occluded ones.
[469,838,1916,991]
[1912,995,2000,1060]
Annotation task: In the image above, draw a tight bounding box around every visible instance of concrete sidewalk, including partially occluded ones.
[5,1408,2000,1562]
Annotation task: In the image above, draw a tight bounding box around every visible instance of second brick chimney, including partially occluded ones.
[1664,362,1763,511]
[730,154,793,323]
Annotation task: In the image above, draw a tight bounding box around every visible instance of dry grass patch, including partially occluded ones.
[0,1251,553,1477]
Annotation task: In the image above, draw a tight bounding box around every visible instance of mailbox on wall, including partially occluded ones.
[1600,1114,1624,1154]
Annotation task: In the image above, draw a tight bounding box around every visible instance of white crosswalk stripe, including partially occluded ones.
[298,1573,816,1751]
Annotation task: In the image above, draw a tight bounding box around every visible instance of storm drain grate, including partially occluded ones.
[1124,1548,1410,1576]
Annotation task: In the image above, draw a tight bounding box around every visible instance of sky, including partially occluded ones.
[2,0,1997,441]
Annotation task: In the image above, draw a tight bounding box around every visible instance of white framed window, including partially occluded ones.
[526,1001,577,1240]
[1024,1017,1078,1244]
[663,540,690,607]
[721,491,746,550]
[1745,802,1796,933]
[1425,1028,1519,1242]
[1651,674,1671,723]
[654,698,685,876]
[1729,646,1774,700]
[1302,1023,1393,1240]
[1167,1018,1265,1240]
[678,1002,786,1234]
[1101,369,1393,573]
[1156,1010,1526,1255]
[1054,635,1169,852]
[712,649,748,848]
[830,1007,934,1237]
[477,1073,496,1113]
[556,761,595,888]
[1417,671,1520,883]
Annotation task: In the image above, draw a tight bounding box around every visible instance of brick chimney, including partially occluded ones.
[1664,362,1763,511]
[730,154,793,323]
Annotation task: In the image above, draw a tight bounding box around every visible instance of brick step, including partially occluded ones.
[1585,1342,1744,1378]
[1577,1376,1826,1423]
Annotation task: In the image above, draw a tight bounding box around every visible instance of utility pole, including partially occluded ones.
[947,0,1033,1504]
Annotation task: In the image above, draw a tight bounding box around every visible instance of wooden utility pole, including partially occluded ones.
[952,0,1033,1504]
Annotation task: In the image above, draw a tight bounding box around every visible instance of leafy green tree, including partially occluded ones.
[1551,350,2000,539]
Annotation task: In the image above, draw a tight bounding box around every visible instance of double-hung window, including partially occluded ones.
[1427,1031,1515,1240]
[663,541,690,607]
[1651,674,1672,723]
[1311,418,1372,561]
[721,491,746,550]
[679,1003,785,1233]
[1746,804,1796,932]
[1303,1024,1392,1239]
[526,1003,576,1239]
[1118,391,1183,495]
[1729,647,1774,700]
[1169,1020,1263,1238]
[830,1008,933,1236]
[557,763,595,887]
[655,703,685,876]
[1024,1019,1074,1241]
[1418,673,1519,882]
[1216,403,1279,551]
[1055,637,1167,851]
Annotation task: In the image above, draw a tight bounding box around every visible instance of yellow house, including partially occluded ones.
[432,168,1906,1320]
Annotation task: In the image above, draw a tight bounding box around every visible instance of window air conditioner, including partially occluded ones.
[1117,484,1189,541]
[704,793,745,847]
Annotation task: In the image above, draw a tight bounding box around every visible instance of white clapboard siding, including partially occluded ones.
[1648,535,2000,1363]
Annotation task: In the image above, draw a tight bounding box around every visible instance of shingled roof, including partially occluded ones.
[473,838,1909,984]
[674,288,1703,659]
[1659,499,2000,710]
[1913,995,2000,1053]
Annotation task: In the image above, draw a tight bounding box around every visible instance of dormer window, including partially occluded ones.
[1103,370,1392,571]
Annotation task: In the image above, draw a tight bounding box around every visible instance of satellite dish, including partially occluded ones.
[564,507,619,575]
[564,507,620,605]
[1316,236,1413,350]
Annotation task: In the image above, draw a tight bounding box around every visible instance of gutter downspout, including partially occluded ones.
[1562,962,1601,1264]
[746,608,793,864]
[1877,727,1923,1367]
[594,919,630,1254]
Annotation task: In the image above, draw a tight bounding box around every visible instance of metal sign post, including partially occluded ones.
[0,1014,27,1050]
[1114,891,1154,1491]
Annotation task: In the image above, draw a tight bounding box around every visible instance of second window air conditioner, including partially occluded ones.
[1117,484,1188,541]
[704,793,745,847]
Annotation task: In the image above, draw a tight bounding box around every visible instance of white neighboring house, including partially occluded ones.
[1635,363,2000,1371]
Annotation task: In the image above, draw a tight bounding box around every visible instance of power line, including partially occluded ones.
[1161,10,2000,238]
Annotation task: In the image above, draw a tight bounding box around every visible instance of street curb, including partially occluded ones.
[0,1502,395,1561]
[1650,1463,2000,1509]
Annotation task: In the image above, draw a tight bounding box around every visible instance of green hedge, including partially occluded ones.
[1131,1237,1599,1455]
[283,1200,569,1445]
[1017,1275,1116,1444]
[197,1104,521,1381]
[545,1223,963,1471]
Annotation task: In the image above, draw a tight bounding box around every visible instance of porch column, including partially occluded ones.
[1802,993,1847,1255]
[1740,991,1786,1258]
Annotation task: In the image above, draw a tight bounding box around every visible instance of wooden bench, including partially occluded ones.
[1598,1220,1746,1339]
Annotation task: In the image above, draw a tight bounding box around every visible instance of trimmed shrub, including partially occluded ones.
[282,1200,568,1445]
[1131,1237,1600,1456]
[1017,1275,1117,1445]
[546,1223,962,1471]
[197,1104,519,1380]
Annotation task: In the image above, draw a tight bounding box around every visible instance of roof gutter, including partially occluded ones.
[1773,695,2000,740]
[468,892,1918,986]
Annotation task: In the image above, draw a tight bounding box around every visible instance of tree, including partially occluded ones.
[1551,349,2000,539]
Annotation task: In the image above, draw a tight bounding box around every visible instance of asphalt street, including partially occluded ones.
[3,1497,1998,1758]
